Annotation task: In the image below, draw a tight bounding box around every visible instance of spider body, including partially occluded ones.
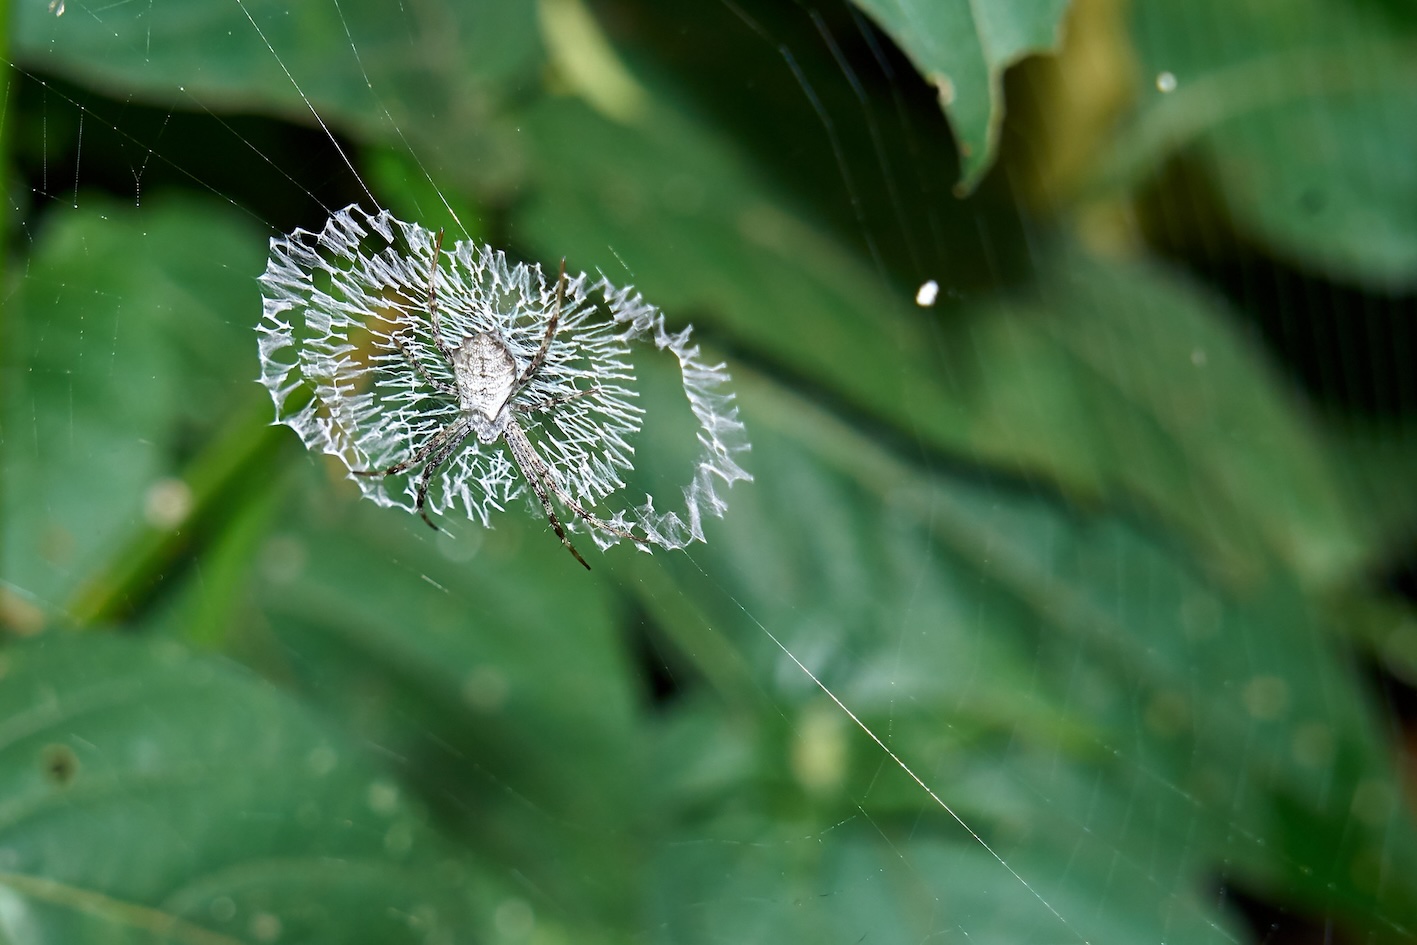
[455,332,518,441]
[261,207,753,559]
[352,230,647,569]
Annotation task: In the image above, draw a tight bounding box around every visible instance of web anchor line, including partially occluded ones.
[687,553,1085,942]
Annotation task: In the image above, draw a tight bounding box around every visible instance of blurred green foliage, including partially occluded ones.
[3,0,1417,943]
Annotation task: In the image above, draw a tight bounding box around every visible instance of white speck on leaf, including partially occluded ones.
[915,280,939,307]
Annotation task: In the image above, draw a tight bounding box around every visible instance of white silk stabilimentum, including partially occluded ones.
[257,205,750,557]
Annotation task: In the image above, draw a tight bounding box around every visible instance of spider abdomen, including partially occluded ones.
[454,332,518,436]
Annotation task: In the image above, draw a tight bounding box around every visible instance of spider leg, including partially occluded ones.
[351,417,471,532]
[517,257,565,387]
[537,467,651,544]
[519,385,601,414]
[352,415,468,479]
[524,462,591,570]
[504,419,648,570]
[410,421,474,531]
[387,331,457,398]
[426,228,456,365]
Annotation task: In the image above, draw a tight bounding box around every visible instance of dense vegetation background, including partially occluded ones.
[3,0,1417,942]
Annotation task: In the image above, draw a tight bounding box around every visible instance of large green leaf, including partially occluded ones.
[2,198,269,614]
[849,0,1072,193]
[1122,0,1417,290]
[0,631,474,943]
[647,815,1241,944]
[227,473,650,930]
[12,199,657,928]
[513,96,1364,587]
[953,252,1364,584]
[12,0,539,196]
[1,192,648,940]
[630,372,1417,942]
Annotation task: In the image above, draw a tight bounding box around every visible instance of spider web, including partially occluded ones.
[258,203,749,548]
[3,1,1416,945]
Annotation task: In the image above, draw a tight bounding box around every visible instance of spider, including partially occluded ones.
[353,231,648,569]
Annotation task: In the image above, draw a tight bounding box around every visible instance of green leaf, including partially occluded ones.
[514,97,1363,586]
[849,0,1072,193]
[12,0,539,197]
[2,198,269,615]
[0,631,473,943]
[634,374,1417,941]
[648,818,1246,944]
[3,192,648,938]
[1122,0,1417,289]
[512,98,974,485]
[953,251,1365,585]
[225,466,650,931]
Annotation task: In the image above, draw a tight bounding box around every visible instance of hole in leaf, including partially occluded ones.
[40,743,79,787]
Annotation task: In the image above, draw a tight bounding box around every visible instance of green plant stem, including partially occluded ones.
[65,393,292,626]
[0,0,12,609]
